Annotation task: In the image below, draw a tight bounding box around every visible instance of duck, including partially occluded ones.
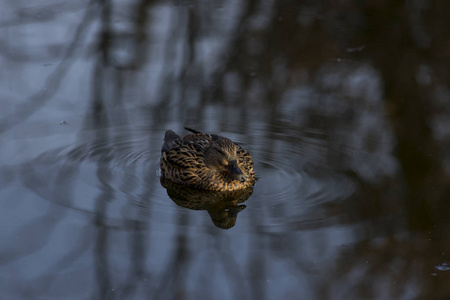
[160,127,256,191]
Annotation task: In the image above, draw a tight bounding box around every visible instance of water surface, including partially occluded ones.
[1,1,450,299]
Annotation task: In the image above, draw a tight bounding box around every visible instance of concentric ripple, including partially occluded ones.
[245,132,356,232]
[17,125,356,231]
[19,126,176,228]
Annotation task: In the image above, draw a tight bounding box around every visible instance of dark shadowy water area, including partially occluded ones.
[1,1,450,299]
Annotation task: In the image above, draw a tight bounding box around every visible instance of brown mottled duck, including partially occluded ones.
[160,127,256,191]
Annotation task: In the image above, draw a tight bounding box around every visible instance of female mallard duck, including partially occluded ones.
[160,127,255,191]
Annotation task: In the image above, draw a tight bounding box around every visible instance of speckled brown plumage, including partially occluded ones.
[160,127,256,191]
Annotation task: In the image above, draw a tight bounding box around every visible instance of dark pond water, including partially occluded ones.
[1,1,450,299]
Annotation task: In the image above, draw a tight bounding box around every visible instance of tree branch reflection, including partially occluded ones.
[1,0,450,299]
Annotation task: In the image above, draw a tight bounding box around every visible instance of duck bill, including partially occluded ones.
[228,160,246,182]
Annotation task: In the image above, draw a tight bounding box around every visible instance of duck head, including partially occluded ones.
[205,139,246,182]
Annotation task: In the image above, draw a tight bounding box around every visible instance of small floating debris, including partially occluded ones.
[432,262,450,276]
[59,121,69,125]
[435,262,450,271]
[346,45,365,53]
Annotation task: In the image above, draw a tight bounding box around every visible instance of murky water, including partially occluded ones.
[1,1,450,299]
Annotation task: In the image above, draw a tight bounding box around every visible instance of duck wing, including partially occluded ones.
[165,135,211,170]
[184,127,202,134]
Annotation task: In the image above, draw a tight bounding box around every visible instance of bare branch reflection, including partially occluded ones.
[0,0,97,134]
[1,0,450,299]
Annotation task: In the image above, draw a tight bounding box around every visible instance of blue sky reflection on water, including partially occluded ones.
[1,0,450,299]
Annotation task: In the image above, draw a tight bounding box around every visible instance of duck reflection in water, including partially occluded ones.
[160,178,253,229]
